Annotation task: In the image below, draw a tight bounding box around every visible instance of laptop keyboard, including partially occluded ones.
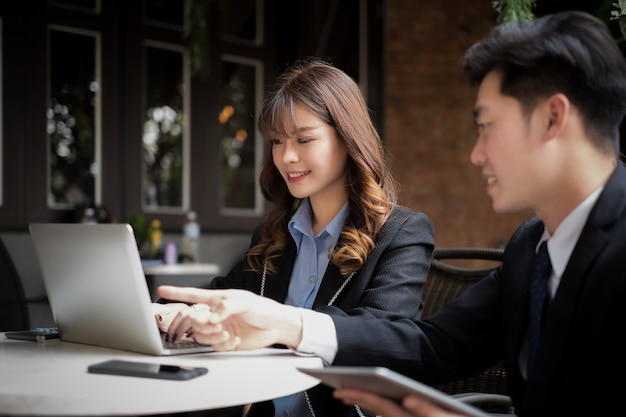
[160,333,207,350]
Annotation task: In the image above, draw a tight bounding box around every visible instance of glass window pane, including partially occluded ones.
[47,27,99,208]
[220,0,262,44]
[144,0,183,27]
[219,56,262,214]
[142,44,186,210]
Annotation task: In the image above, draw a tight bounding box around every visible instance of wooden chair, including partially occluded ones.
[423,247,514,415]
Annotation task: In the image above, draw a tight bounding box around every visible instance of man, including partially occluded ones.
[158,10,626,417]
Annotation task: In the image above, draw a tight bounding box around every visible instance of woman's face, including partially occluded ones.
[270,105,349,204]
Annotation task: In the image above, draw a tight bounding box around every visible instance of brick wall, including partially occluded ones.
[384,0,533,249]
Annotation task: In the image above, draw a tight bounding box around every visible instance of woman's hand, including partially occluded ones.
[152,302,188,332]
[152,303,208,340]
[152,302,209,340]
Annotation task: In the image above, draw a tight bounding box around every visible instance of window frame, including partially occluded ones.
[218,54,265,218]
[140,39,190,214]
[46,24,102,210]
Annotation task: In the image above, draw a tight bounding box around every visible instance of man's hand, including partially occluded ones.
[334,389,468,417]
[156,286,304,351]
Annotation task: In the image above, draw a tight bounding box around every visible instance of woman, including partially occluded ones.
[156,58,434,417]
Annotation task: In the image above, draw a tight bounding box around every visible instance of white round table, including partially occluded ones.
[0,335,323,416]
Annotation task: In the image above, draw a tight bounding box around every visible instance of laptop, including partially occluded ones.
[28,223,214,356]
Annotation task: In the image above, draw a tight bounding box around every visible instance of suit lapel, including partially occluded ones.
[508,232,539,355]
[310,208,411,310]
[313,263,344,309]
[260,237,350,308]
[523,164,626,411]
[260,242,296,301]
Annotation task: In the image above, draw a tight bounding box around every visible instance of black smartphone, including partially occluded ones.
[87,359,208,380]
[4,327,60,342]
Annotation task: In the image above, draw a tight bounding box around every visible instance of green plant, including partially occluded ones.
[492,0,536,23]
[605,0,626,43]
[492,1,626,47]
[185,0,210,78]
[129,212,149,250]
[185,0,230,78]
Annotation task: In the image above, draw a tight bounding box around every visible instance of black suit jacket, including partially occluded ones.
[211,205,435,417]
[330,164,626,417]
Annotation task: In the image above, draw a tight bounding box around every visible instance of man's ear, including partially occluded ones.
[546,93,569,137]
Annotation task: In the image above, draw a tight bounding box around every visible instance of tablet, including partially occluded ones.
[298,366,490,417]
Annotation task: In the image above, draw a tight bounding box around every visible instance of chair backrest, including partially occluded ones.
[423,247,513,414]
[0,236,29,331]
[0,233,55,331]
[423,247,504,318]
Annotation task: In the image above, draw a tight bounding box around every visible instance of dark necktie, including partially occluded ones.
[527,240,551,373]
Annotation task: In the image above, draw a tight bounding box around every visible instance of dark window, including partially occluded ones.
[0,0,382,232]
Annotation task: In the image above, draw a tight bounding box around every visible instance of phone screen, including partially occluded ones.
[88,359,208,380]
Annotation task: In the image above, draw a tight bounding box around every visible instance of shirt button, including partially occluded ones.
[283,411,289,417]
[310,275,316,283]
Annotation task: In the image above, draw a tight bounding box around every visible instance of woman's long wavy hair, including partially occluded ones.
[245,58,399,277]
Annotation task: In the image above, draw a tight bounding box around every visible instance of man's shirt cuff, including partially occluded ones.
[295,307,338,365]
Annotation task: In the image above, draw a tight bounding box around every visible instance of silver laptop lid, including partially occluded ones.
[28,223,212,355]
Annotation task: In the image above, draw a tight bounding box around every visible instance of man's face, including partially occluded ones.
[470,70,549,214]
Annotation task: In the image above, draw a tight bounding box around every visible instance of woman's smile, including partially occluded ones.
[286,170,311,182]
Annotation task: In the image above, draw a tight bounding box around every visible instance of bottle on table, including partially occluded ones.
[182,211,200,263]
[149,219,163,259]
[164,241,178,264]
[81,207,98,224]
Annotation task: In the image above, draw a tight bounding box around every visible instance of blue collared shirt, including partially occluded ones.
[272,198,349,417]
